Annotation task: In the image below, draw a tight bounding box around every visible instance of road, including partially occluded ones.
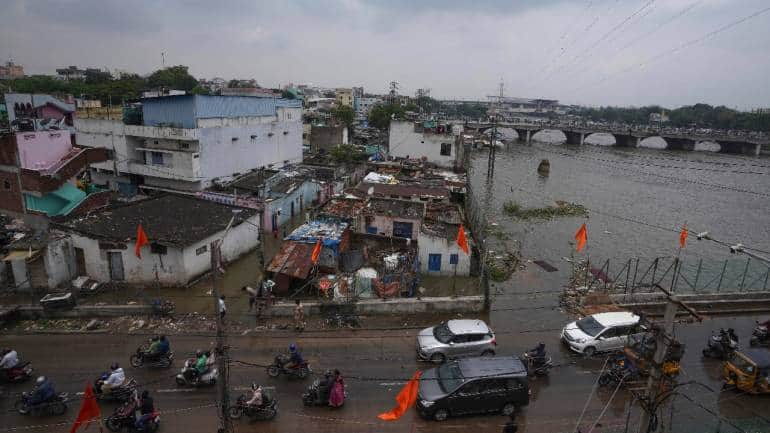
[2,307,769,433]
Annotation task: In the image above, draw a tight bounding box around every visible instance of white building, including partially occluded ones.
[75,95,303,193]
[59,194,261,286]
[355,97,382,118]
[417,203,470,277]
[388,120,464,169]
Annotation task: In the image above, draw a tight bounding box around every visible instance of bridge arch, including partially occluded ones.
[638,136,668,150]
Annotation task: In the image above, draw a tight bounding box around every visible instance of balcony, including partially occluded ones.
[124,124,199,140]
[20,147,109,193]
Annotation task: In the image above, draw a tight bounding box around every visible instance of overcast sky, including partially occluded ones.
[1,0,769,109]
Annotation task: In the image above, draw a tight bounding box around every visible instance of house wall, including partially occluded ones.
[0,170,24,213]
[181,213,261,281]
[45,235,75,288]
[262,180,321,233]
[388,121,461,168]
[10,260,29,289]
[15,131,72,170]
[417,232,471,276]
[363,214,420,239]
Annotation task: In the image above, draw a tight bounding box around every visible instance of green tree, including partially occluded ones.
[84,69,113,85]
[329,144,365,163]
[331,104,355,128]
[190,85,211,95]
[147,65,198,91]
[368,102,407,130]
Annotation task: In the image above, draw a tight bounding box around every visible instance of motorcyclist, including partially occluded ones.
[28,376,55,406]
[526,342,547,368]
[100,363,125,394]
[317,370,334,403]
[193,350,208,380]
[158,335,170,355]
[728,328,739,344]
[134,390,155,430]
[0,348,19,370]
[246,383,263,408]
[284,343,304,370]
[146,336,161,359]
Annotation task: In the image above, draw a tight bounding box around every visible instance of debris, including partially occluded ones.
[85,319,100,331]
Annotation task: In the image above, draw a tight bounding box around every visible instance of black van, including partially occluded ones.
[416,356,530,421]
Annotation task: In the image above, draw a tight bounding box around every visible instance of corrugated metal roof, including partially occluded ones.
[141,95,301,128]
[266,241,314,280]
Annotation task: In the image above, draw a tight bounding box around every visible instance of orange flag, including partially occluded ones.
[679,224,688,249]
[135,224,149,258]
[310,238,322,264]
[378,370,422,421]
[70,383,102,433]
[456,224,469,255]
[575,223,587,253]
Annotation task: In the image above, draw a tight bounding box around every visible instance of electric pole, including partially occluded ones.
[210,239,232,433]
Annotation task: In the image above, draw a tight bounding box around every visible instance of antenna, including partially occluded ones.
[161,52,166,68]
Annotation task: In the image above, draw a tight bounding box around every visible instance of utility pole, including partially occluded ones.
[210,239,232,433]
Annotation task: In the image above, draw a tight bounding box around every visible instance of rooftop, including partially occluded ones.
[356,182,449,200]
[286,219,349,243]
[228,169,280,193]
[266,241,314,280]
[318,197,366,219]
[141,95,302,128]
[364,197,425,219]
[59,194,258,247]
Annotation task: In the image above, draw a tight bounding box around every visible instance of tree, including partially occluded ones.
[84,69,113,85]
[331,104,355,128]
[368,102,407,130]
[147,65,198,91]
[329,144,365,163]
[190,85,211,95]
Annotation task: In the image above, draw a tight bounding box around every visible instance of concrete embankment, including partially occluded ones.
[590,292,770,316]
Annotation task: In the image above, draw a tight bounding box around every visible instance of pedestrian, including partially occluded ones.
[242,285,257,311]
[294,299,305,332]
[218,295,226,320]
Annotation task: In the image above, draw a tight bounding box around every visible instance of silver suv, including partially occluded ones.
[417,320,496,363]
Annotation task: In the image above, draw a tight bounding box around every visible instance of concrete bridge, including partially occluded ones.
[465,121,769,156]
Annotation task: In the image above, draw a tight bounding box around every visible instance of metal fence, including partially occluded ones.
[579,256,770,294]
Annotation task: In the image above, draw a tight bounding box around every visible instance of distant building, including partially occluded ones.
[0,60,24,80]
[355,97,382,118]
[199,77,227,93]
[649,112,669,123]
[754,108,770,115]
[309,124,348,152]
[220,87,280,98]
[335,88,353,107]
[388,120,464,169]
[4,93,76,134]
[75,94,303,194]
[496,97,560,116]
[55,66,102,81]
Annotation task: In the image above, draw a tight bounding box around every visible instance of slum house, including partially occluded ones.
[366,162,468,203]
[362,197,425,239]
[308,124,348,152]
[353,180,450,204]
[418,202,471,276]
[300,153,368,198]
[1,230,74,291]
[266,219,350,295]
[345,232,420,298]
[315,196,366,231]
[56,194,261,286]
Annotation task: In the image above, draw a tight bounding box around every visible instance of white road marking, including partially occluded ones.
[157,388,196,393]
[233,385,276,391]
[378,382,406,386]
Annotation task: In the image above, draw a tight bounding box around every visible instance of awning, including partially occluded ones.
[2,250,38,261]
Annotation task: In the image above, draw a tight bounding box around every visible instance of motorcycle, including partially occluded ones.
[599,357,639,387]
[106,397,160,432]
[94,374,137,403]
[302,378,346,407]
[702,330,739,360]
[266,354,310,379]
[175,359,218,387]
[749,322,769,347]
[0,361,34,383]
[14,392,68,416]
[130,347,173,369]
[229,392,278,421]
[522,352,553,376]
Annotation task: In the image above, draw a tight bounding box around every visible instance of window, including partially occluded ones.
[179,142,190,150]
[457,381,483,396]
[3,180,11,190]
[428,254,442,271]
[106,149,116,160]
[195,245,208,255]
[150,151,164,166]
[450,254,458,265]
[287,113,292,120]
[440,142,452,156]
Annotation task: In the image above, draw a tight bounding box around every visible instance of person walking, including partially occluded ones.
[242,285,257,311]
[218,295,226,321]
[294,299,305,332]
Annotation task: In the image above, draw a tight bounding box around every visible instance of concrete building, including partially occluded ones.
[362,198,424,239]
[75,95,303,194]
[0,60,24,80]
[355,97,382,119]
[309,124,348,152]
[0,130,109,227]
[335,88,353,107]
[58,194,261,286]
[387,120,464,169]
[417,203,470,276]
[55,66,102,81]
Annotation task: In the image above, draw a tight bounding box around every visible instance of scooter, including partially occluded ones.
[702,330,738,360]
[266,355,310,379]
[14,392,68,416]
[302,378,346,407]
[0,361,34,383]
[175,360,218,387]
[94,374,137,403]
[522,352,553,376]
[749,322,769,347]
[106,397,161,432]
[229,393,278,421]
[130,347,174,369]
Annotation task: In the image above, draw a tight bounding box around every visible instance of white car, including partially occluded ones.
[561,312,642,356]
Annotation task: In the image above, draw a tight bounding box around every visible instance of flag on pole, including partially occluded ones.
[69,383,102,433]
[378,370,422,421]
[135,224,149,258]
[575,223,587,253]
[679,224,688,249]
[311,238,322,264]
[456,224,469,255]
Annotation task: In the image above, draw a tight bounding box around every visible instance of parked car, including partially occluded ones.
[417,320,496,363]
[416,356,530,421]
[561,312,642,356]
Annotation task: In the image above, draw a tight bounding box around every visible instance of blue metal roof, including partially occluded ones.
[141,95,301,128]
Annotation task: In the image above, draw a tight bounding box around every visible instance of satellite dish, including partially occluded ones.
[367,187,374,196]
